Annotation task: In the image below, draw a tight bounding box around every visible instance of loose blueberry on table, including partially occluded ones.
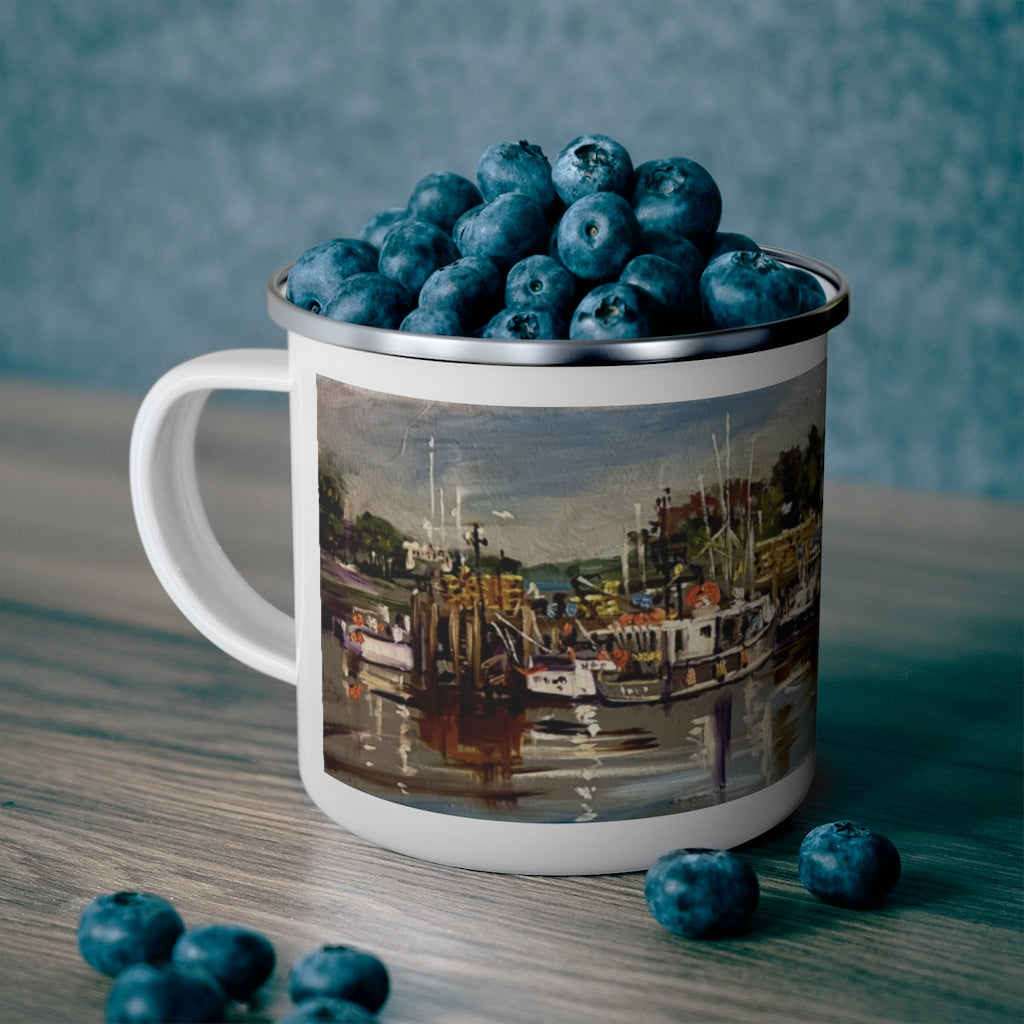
[288,944,391,1014]
[798,821,902,909]
[171,922,275,1003]
[275,996,377,1022]
[77,891,186,978]
[103,961,226,1023]
[644,848,760,939]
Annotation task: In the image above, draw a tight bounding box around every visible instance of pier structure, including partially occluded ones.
[753,514,821,598]
[410,568,537,696]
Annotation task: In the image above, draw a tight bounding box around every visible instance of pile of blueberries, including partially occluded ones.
[285,135,828,342]
[77,821,898,1020]
[77,896,387,1022]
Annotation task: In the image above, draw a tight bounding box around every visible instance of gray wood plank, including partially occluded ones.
[1,380,1020,1024]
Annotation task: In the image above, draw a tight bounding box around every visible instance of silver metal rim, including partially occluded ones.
[265,246,850,366]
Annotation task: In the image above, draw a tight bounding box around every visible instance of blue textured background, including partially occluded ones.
[2,0,1021,499]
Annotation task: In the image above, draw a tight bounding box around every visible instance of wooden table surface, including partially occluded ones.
[2,377,1021,1024]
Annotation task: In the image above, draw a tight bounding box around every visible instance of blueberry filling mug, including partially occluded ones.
[129,248,849,874]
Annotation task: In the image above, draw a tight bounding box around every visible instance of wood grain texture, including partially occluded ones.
[1,379,1021,1024]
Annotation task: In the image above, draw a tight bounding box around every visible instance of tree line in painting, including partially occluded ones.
[319,425,824,585]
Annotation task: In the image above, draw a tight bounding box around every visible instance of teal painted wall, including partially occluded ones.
[2,0,1021,498]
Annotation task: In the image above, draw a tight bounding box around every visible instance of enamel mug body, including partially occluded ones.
[129,249,849,874]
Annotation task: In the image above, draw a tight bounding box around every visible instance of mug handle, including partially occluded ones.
[129,348,297,685]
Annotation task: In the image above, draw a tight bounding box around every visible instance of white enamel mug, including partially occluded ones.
[129,248,849,875]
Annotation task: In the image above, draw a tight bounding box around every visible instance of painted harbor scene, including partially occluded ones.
[317,366,826,823]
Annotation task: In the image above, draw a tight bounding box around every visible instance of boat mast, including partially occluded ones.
[428,436,435,544]
[726,414,732,587]
[744,440,755,597]
[621,525,630,592]
[439,486,445,549]
[455,485,462,550]
[699,473,716,580]
[712,418,731,586]
[635,501,646,588]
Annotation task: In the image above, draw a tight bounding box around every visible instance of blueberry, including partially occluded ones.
[321,272,413,329]
[798,821,901,909]
[357,208,406,250]
[453,192,549,270]
[504,254,578,317]
[789,266,828,313]
[569,282,652,341]
[631,157,722,251]
[639,231,705,282]
[644,848,760,939]
[400,306,466,336]
[551,133,634,204]
[482,306,567,340]
[275,997,375,1023]
[406,171,483,233]
[556,192,640,282]
[286,239,379,315]
[619,253,701,334]
[417,255,503,324]
[699,250,801,329]
[705,230,761,261]
[77,891,185,978]
[377,218,460,295]
[288,945,389,1014]
[104,962,226,1023]
[476,139,556,209]
[171,923,275,1002]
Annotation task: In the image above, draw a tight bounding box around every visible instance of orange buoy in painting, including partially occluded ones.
[685,582,721,609]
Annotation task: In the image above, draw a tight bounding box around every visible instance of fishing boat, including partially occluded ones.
[771,521,822,647]
[517,649,621,701]
[333,606,415,673]
[520,659,598,700]
[593,590,777,705]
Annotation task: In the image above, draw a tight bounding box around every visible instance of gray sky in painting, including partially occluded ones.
[318,366,826,568]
